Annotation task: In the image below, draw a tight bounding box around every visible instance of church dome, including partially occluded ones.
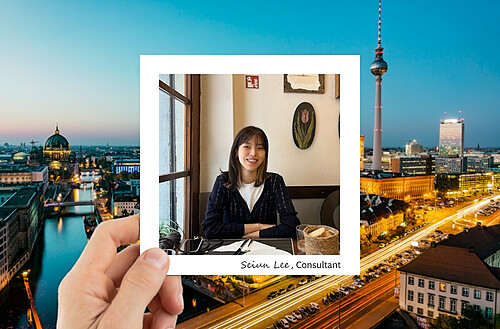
[45,125,70,150]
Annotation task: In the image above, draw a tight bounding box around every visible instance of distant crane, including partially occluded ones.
[30,140,39,147]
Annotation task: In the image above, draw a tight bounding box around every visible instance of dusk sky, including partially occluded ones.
[1,1,499,147]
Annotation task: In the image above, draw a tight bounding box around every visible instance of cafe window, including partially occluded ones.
[159,74,200,238]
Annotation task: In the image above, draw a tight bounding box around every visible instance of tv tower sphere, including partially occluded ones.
[370,54,388,76]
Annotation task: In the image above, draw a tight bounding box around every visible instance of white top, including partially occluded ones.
[238,181,264,213]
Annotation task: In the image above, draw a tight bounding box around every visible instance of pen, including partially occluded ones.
[245,239,254,253]
[234,238,250,255]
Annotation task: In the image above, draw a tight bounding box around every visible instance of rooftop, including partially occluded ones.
[0,208,17,223]
[0,164,47,173]
[399,236,500,290]
[441,224,500,260]
[2,187,38,208]
[360,171,432,179]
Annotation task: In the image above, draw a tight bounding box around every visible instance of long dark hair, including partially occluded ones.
[224,126,269,188]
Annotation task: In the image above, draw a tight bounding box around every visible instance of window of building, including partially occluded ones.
[428,294,435,307]
[474,289,481,299]
[474,305,481,313]
[486,307,493,319]
[418,278,424,287]
[486,292,493,302]
[408,277,414,285]
[428,310,434,317]
[450,285,457,295]
[417,308,423,315]
[439,283,446,292]
[408,290,414,301]
[159,74,200,237]
[462,287,469,297]
[450,299,457,313]
[418,293,424,304]
[439,296,445,310]
[408,305,413,312]
[429,281,435,290]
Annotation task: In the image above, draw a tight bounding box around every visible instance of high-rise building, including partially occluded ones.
[370,0,388,171]
[405,140,424,155]
[439,118,464,157]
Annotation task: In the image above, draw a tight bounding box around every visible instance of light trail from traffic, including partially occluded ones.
[203,194,499,329]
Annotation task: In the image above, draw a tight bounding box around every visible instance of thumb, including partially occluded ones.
[101,248,169,329]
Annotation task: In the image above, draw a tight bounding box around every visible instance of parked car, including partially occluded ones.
[292,311,303,320]
[299,307,310,316]
[278,288,287,295]
[299,278,308,285]
[280,319,290,329]
[267,291,278,299]
[322,297,329,305]
[310,302,320,310]
[306,306,315,314]
[287,284,296,291]
[285,314,297,323]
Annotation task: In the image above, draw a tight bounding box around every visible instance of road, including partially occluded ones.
[178,194,500,329]
[296,272,398,329]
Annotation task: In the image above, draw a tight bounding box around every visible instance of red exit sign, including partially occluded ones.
[246,75,259,89]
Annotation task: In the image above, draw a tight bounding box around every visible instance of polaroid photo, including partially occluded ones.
[140,55,360,275]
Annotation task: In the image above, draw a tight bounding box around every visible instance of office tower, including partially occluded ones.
[439,117,464,157]
[370,0,388,171]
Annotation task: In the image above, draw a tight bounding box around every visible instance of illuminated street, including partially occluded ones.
[178,193,500,329]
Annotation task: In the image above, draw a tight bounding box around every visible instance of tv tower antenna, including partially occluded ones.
[370,0,388,171]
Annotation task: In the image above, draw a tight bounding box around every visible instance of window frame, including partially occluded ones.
[159,74,201,238]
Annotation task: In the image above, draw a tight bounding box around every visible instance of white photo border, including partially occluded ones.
[140,55,360,275]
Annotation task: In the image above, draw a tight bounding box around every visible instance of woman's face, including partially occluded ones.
[236,134,266,177]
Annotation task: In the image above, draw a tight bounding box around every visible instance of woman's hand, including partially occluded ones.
[57,215,184,329]
[242,223,276,238]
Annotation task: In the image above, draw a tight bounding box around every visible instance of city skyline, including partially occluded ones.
[2,1,500,147]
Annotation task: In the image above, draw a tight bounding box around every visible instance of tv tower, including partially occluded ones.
[370,0,388,171]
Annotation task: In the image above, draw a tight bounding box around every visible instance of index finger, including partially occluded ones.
[74,215,141,273]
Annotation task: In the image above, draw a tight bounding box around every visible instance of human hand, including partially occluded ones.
[57,215,184,329]
[242,224,276,238]
[259,224,275,230]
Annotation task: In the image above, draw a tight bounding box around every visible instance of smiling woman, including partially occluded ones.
[201,126,301,239]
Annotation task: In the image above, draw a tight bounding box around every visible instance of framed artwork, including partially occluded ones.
[284,74,325,94]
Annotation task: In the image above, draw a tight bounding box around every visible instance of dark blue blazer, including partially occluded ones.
[202,173,301,239]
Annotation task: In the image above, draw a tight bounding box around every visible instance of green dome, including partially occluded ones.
[44,125,70,150]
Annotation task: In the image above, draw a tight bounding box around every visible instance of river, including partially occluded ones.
[0,186,219,328]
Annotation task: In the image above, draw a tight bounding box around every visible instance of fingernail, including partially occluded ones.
[178,292,184,309]
[144,248,168,270]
